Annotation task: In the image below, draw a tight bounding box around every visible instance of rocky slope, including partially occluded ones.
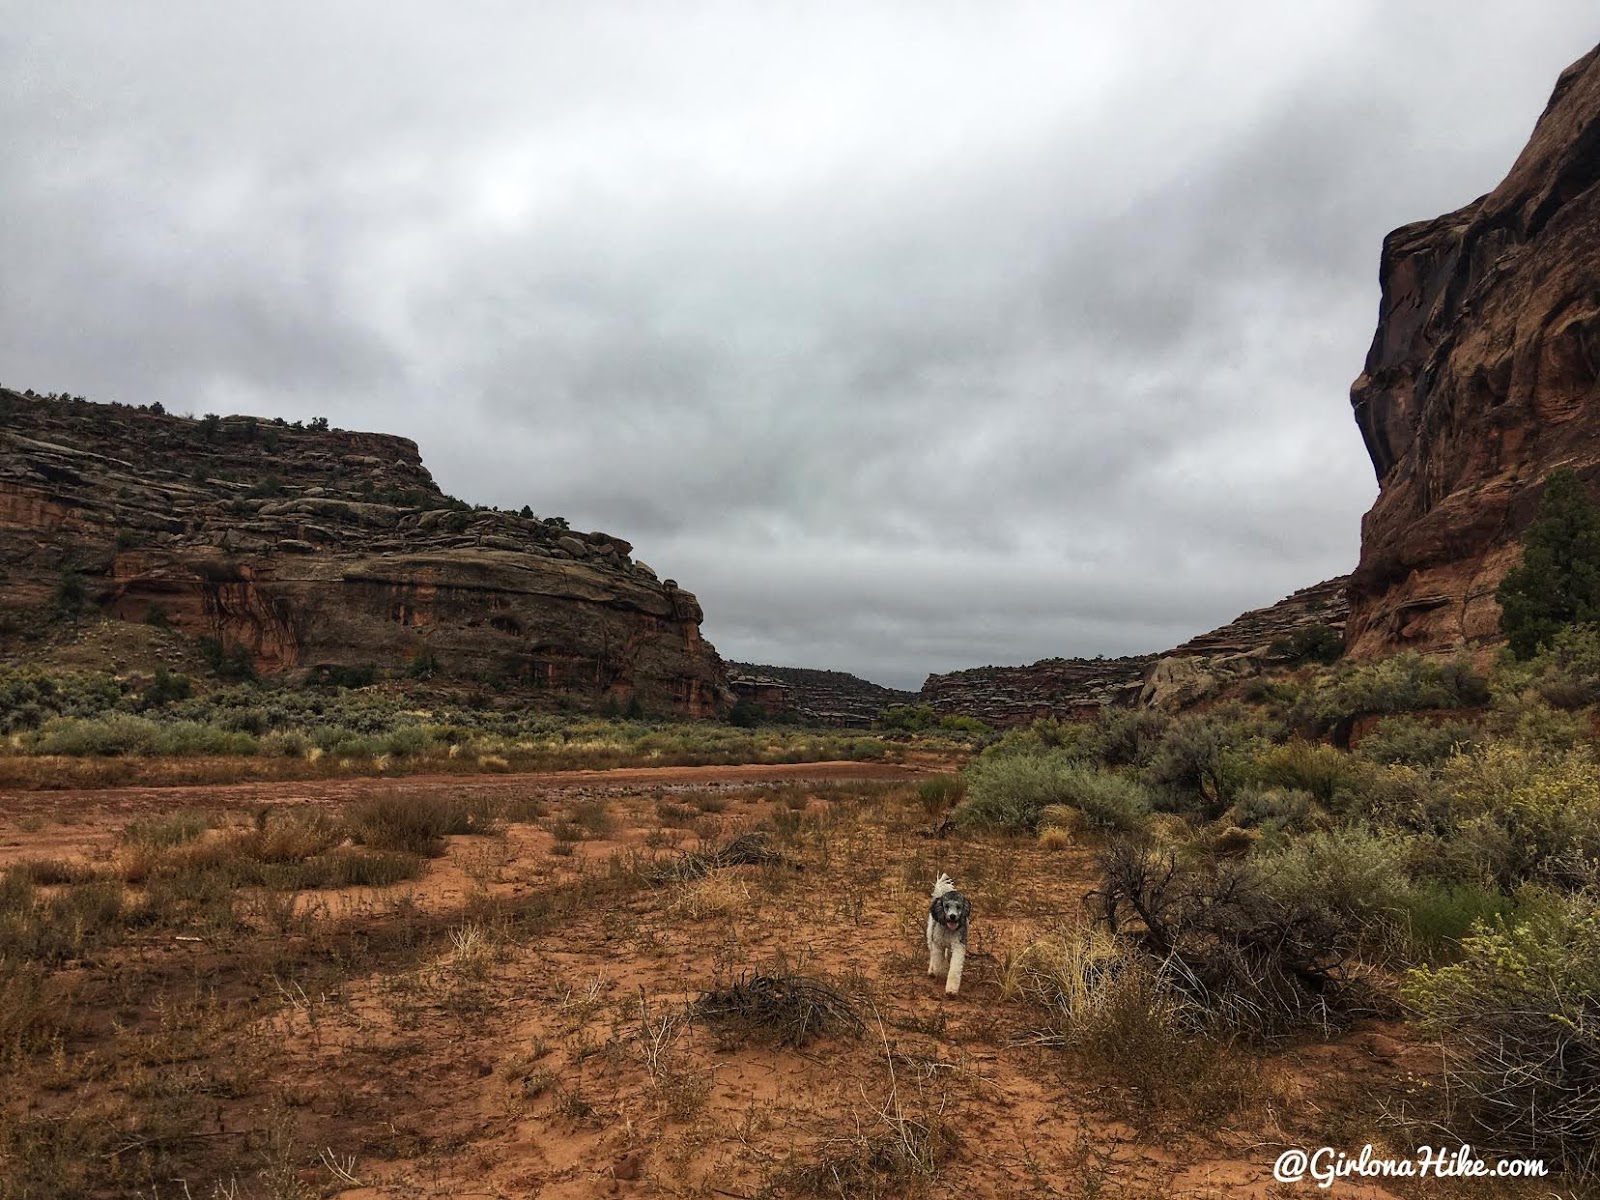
[725,663,917,728]
[1347,43,1600,657]
[918,576,1349,724]
[0,390,729,716]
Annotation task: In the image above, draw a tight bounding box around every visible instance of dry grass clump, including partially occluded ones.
[692,970,865,1048]
[649,830,796,883]
[348,791,500,856]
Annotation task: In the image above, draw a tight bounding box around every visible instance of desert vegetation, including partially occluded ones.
[1,626,1596,1194]
[0,664,952,788]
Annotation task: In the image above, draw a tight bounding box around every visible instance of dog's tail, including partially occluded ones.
[931,872,956,898]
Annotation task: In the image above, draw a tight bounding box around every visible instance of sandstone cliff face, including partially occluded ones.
[726,663,918,728]
[1348,43,1600,657]
[0,391,729,716]
[918,577,1349,724]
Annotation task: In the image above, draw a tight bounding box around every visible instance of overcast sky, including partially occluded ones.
[4,4,1597,688]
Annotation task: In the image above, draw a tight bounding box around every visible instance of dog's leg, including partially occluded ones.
[927,922,942,977]
[945,942,966,996]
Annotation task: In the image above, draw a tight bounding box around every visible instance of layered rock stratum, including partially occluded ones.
[0,390,728,716]
[725,663,918,728]
[1348,43,1600,657]
[916,576,1349,725]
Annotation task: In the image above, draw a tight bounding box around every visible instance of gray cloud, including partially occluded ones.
[4,3,1597,688]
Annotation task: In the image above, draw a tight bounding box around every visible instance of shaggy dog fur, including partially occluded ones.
[926,873,971,996]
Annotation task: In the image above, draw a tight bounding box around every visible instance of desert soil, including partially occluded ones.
[1,764,1481,1198]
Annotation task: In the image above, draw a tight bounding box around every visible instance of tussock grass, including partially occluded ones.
[692,970,865,1048]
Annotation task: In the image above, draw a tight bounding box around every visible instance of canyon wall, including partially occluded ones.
[0,390,729,716]
[1347,43,1600,656]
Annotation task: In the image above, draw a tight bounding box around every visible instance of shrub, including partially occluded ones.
[1496,468,1600,659]
[916,774,966,815]
[1258,825,1415,952]
[1355,715,1478,766]
[1249,739,1355,805]
[51,572,91,618]
[1403,893,1600,1170]
[1230,786,1319,837]
[140,667,192,709]
[1292,653,1490,735]
[1093,708,1170,768]
[957,753,1147,833]
[1270,623,1344,665]
[725,699,764,728]
[1443,743,1600,887]
[1398,880,1519,962]
[1144,706,1266,817]
[877,704,938,732]
[349,793,496,856]
[1087,841,1362,1039]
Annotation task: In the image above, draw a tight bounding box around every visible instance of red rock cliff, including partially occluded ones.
[1348,43,1600,657]
[0,390,730,716]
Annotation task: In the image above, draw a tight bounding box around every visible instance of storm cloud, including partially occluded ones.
[4,3,1596,687]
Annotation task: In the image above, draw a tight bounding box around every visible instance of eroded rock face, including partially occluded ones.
[726,663,918,728]
[1348,43,1600,658]
[0,391,729,716]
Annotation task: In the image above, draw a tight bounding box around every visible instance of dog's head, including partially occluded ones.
[929,888,970,934]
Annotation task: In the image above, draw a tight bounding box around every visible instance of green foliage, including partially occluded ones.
[725,699,766,728]
[1270,623,1344,665]
[1441,743,1600,888]
[1397,880,1520,962]
[957,752,1150,833]
[877,704,938,732]
[1258,825,1415,950]
[317,663,377,689]
[143,602,171,629]
[916,774,967,815]
[1497,468,1600,659]
[1248,739,1357,806]
[197,636,256,682]
[1403,893,1600,1170]
[1093,707,1169,768]
[52,572,88,617]
[246,474,285,499]
[406,651,440,680]
[140,667,192,709]
[1290,652,1489,734]
[1144,705,1267,817]
[1355,715,1477,767]
[937,714,991,735]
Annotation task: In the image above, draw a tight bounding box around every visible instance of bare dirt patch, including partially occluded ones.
[0,770,1534,1198]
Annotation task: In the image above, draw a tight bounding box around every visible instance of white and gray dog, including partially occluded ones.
[926,873,971,996]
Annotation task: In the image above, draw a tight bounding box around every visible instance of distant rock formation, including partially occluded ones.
[726,663,917,728]
[919,656,1156,727]
[918,576,1350,724]
[1347,42,1600,657]
[0,390,729,716]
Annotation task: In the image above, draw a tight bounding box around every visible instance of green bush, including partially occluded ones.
[1144,706,1266,817]
[916,774,967,815]
[1230,786,1320,837]
[957,752,1149,833]
[1496,467,1600,659]
[1259,826,1415,951]
[1249,739,1356,805]
[140,667,192,709]
[1443,743,1600,887]
[1093,708,1170,768]
[1355,715,1477,766]
[1270,623,1344,665]
[1403,893,1600,1170]
[1397,880,1519,963]
[877,704,938,732]
[1292,653,1489,734]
